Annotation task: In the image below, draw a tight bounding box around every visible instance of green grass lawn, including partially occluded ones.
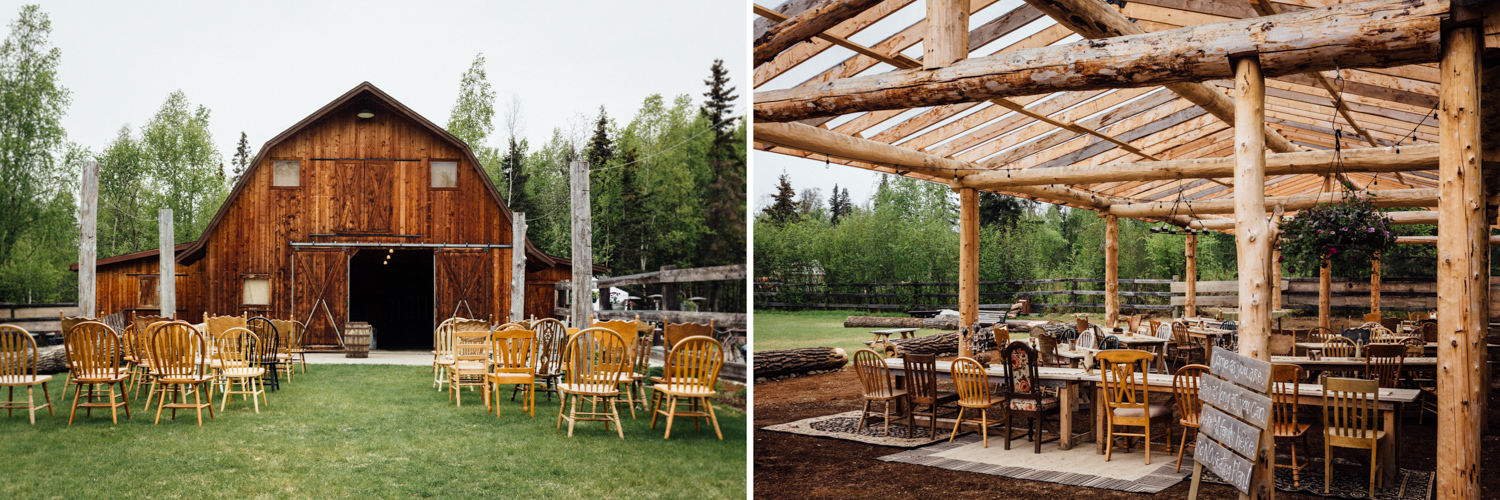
[753,310,1039,363]
[0,364,745,499]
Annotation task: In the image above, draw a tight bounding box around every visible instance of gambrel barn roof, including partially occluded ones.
[753,0,1476,229]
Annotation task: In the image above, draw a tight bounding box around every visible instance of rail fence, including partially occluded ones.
[754,278,1174,313]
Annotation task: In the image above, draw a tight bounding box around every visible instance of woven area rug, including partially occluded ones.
[1199,455,1434,500]
[878,433,1192,494]
[760,410,971,448]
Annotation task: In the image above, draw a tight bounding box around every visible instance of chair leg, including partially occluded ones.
[949,407,965,443]
[1004,410,1014,451]
[1176,427,1190,473]
[67,379,84,426]
[1324,442,1332,494]
[857,399,871,431]
[1369,447,1378,498]
[705,397,722,440]
[665,395,679,439]
[610,395,624,439]
[980,409,989,448]
[26,386,36,425]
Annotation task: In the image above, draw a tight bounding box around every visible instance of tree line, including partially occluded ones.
[0,5,745,306]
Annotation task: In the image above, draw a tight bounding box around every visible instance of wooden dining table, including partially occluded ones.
[883,357,1419,483]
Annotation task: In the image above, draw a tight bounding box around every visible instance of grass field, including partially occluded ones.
[0,364,745,499]
[753,310,1047,363]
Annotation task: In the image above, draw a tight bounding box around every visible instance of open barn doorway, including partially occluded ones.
[348,248,434,350]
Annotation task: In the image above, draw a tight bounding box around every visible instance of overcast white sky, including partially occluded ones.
[3,1,746,165]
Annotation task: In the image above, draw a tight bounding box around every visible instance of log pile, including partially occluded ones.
[35,345,68,374]
[884,332,959,358]
[754,347,847,380]
[843,316,959,330]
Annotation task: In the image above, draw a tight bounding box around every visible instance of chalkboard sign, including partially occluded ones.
[1196,433,1254,494]
[1199,374,1272,429]
[1210,346,1271,390]
[1198,406,1261,459]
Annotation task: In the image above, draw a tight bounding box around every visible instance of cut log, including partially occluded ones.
[35,345,68,375]
[754,347,848,379]
[754,0,1445,122]
[886,332,960,358]
[843,316,925,328]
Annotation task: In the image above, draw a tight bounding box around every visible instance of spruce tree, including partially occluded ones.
[699,58,744,262]
[231,131,252,182]
[766,173,798,226]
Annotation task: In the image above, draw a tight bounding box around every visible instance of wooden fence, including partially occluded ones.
[0,303,77,333]
[755,278,1173,313]
[556,264,746,328]
[1171,277,1500,318]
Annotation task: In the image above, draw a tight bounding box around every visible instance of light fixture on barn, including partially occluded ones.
[356,99,375,119]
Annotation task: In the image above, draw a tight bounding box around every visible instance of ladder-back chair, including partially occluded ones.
[1322,377,1385,497]
[449,320,491,407]
[1171,364,1208,472]
[1271,364,1310,486]
[486,328,536,418]
[1096,349,1173,464]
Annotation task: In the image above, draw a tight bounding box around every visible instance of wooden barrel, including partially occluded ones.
[344,322,371,358]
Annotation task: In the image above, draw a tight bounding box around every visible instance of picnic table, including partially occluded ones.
[883,358,1418,482]
[867,328,919,348]
[1272,355,1437,374]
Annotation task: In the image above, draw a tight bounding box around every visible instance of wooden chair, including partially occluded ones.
[0,325,53,424]
[1363,343,1405,389]
[593,318,645,416]
[664,320,713,351]
[270,319,306,377]
[203,313,247,339]
[626,330,656,416]
[1171,364,1208,472]
[902,353,959,438]
[1075,326,1097,351]
[247,317,282,391]
[1368,326,1399,344]
[214,327,267,413]
[1271,364,1310,486]
[448,321,491,407]
[432,317,458,391]
[1362,312,1382,323]
[64,321,131,425]
[147,321,215,425]
[1322,336,1359,357]
[556,327,628,438]
[1126,314,1143,335]
[1378,317,1401,334]
[1034,332,1064,367]
[1096,349,1173,464]
[949,357,1006,447]
[999,342,1059,453]
[1268,332,1295,356]
[1322,377,1385,497]
[1167,322,1205,370]
[1307,326,1339,343]
[650,335,725,439]
[1419,322,1437,343]
[524,318,567,402]
[486,328,536,418]
[851,348,911,437]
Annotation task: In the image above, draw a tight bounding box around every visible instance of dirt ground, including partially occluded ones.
[754,366,1500,499]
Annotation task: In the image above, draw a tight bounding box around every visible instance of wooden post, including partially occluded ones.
[158,209,175,319]
[1271,246,1282,311]
[1319,260,1331,330]
[1104,214,1119,328]
[924,0,968,70]
[1436,18,1484,498]
[957,187,979,358]
[510,212,527,322]
[1185,233,1198,318]
[77,161,98,318]
[1230,55,1275,500]
[569,160,593,327]
[1371,254,1381,316]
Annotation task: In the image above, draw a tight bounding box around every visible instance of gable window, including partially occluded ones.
[431,160,458,189]
[273,160,300,187]
[242,276,271,307]
[137,276,159,309]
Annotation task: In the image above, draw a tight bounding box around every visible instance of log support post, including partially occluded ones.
[1436,16,1485,498]
[158,209,175,319]
[1104,213,1119,328]
[1371,254,1382,317]
[78,161,98,318]
[1319,260,1332,330]
[570,160,593,327]
[958,186,979,358]
[1185,233,1198,318]
[1231,55,1275,500]
[510,212,527,322]
[1271,245,1282,312]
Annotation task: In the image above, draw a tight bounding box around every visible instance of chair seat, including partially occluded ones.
[221,367,265,377]
[1112,404,1171,419]
[958,395,1005,408]
[486,373,534,384]
[1273,422,1311,437]
[913,391,960,406]
[650,376,701,385]
[69,373,128,384]
[159,375,213,384]
[452,361,487,372]
[557,382,621,396]
[1180,414,1200,427]
[0,374,52,385]
[1009,397,1059,412]
[656,384,717,397]
[863,388,907,401]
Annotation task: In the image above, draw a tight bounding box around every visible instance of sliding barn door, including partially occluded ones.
[435,249,494,323]
[293,249,349,346]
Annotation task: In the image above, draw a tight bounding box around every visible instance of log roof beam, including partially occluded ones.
[753,0,887,67]
[1108,188,1437,218]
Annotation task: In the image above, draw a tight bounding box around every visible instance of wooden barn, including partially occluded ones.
[77,82,585,349]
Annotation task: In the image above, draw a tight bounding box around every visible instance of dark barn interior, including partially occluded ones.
[348,248,434,350]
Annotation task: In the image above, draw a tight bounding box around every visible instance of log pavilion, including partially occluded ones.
[74,82,588,350]
[755,0,1495,496]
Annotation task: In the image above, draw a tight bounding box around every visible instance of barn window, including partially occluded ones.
[431,161,458,189]
[242,277,271,306]
[273,160,300,187]
[137,276,160,308]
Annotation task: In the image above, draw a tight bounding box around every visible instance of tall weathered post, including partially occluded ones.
[1185,232,1197,318]
[1231,54,1274,500]
[956,187,979,358]
[511,212,527,322]
[158,209,175,319]
[569,160,592,327]
[78,161,98,318]
[1104,214,1119,328]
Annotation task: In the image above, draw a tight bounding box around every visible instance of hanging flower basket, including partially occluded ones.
[1280,193,1397,270]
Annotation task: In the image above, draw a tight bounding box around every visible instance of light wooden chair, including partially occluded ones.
[1322,336,1359,357]
[664,320,713,351]
[949,357,1005,447]
[1368,326,1399,344]
[1126,314,1143,335]
[1000,342,1060,453]
[1322,377,1385,497]
[1271,364,1311,486]
[851,348,911,437]
[903,353,959,438]
[1034,332,1064,368]
[147,321,215,425]
[214,327,267,413]
[626,329,655,416]
[0,325,53,424]
[486,328,536,418]
[556,327,628,438]
[1362,312,1382,323]
[1363,343,1405,389]
[1171,364,1208,472]
[130,315,170,402]
[449,320,491,407]
[593,318,646,416]
[203,313,247,338]
[432,317,458,391]
[650,335,725,439]
[524,318,567,402]
[64,321,131,425]
[271,319,305,377]
[1097,349,1173,464]
[1167,322,1205,370]
[57,313,94,403]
